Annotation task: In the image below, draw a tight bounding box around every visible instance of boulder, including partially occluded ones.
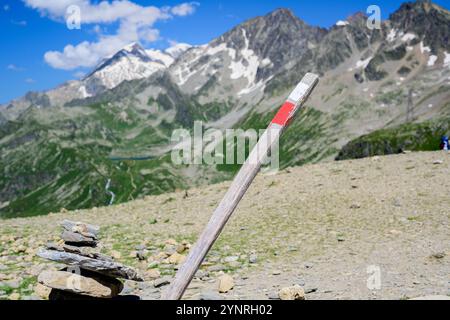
[38,270,123,298]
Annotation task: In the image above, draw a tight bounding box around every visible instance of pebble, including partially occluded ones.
[8,293,21,300]
[218,274,234,293]
[224,256,239,263]
[136,250,147,261]
[165,239,178,246]
[195,270,209,280]
[430,252,445,259]
[207,264,225,272]
[305,287,318,294]
[110,250,121,260]
[176,244,187,254]
[154,277,171,288]
[4,279,21,289]
[267,292,280,300]
[145,269,161,280]
[168,253,186,265]
[34,283,51,299]
[279,285,305,300]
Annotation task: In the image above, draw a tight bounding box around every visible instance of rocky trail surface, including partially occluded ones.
[0,151,449,300]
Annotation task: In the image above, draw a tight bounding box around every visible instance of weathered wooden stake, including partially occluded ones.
[162,73,319,300]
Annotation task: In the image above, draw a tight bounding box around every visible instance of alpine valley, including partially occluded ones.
[1,0,449,218]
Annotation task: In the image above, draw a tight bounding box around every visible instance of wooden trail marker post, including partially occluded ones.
[162,73,319,300]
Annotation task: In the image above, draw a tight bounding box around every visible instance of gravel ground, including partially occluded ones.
[0,151,449,300]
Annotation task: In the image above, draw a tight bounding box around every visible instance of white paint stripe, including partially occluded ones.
[288,82,310,103]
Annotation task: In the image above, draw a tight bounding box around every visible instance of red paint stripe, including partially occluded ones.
[271,101,295,126]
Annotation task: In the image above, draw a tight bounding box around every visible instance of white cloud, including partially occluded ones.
[171,2,199,16]
[139,28,160,42]
[25,78,36,83]
[23,1,198,70]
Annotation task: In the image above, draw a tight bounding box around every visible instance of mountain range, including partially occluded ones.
[1,0,449,218]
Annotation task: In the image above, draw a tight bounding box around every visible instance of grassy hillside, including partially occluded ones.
[336,116,450,160]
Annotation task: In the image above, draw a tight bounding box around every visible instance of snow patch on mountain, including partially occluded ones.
[401,33,416,42]
[443,52,450,67]
[387,29,397,42]
[85,42,193,91]
[89,55,166,90]
[206,42,228,56]
[78,86,91,98]
[356,56,373,69]
[427,55,438,67]
[146,49,175,67]
[420,41,431,54]
[336,20,349,26]
[166,43,192,58]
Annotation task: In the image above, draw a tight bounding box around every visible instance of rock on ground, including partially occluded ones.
[34,283,52,299]
[38,270,123,298]
[37,249,143,281]
[60,231,97,247]
[279,285,305,300]
[61,220,99,239]
[218,274,234,293]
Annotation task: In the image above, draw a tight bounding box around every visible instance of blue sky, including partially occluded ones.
[1,0,449,104]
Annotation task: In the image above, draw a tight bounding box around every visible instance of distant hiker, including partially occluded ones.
[440,136,449,151]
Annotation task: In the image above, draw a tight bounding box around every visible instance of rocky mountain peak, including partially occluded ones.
[91,42,152,76]
[347,12,368,24]
[122,42,149,57]
[389,0,450,52]
[208,7,326,76]
[264,8,299,24]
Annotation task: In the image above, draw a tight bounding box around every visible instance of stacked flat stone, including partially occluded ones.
[36,220,143,300]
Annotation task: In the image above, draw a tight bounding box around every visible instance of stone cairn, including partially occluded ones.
[36,220,143,300]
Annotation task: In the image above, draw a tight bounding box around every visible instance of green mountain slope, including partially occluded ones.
[336,114,450,160]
